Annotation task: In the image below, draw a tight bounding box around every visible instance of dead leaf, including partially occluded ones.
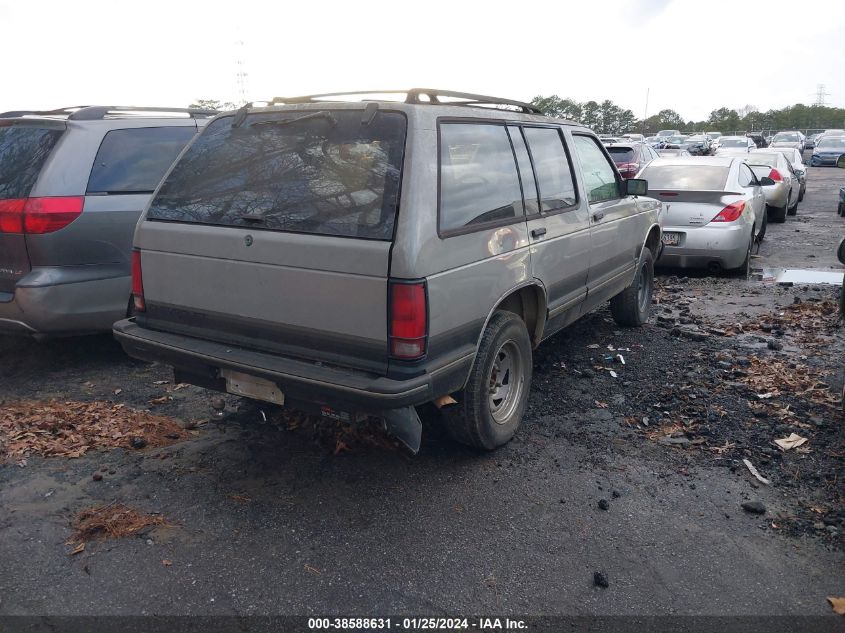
[113,388,122,395]
[228,493,251,504]
[828,596,845,615]
[149,396,172,405]
[594,401,608,409]
[432,395,458,409]
[162,559,172,567]
[774,433,808,451]
[304,564,322,575]
[153,380,169,385]
[70,542,85,555]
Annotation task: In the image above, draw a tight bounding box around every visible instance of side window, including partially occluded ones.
[572,135,620,203]
[522,127,577,212]
[439,123,524,233]
[87,126,197,194]
[738,163,755,187]
[506,126,540,215]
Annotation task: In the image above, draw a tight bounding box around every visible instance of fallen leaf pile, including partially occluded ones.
[726,300,839,345]
[0,400,189,460]
[273,409,399,455]
[736,357,837,408]
[70,502,170,544]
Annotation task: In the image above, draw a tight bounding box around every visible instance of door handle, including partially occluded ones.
[530,227,547,238]
[593,211,605,222]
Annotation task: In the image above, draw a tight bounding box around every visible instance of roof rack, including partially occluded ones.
[0,106,217,120]
[269,89,543,115]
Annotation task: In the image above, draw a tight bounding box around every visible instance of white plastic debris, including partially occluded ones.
[742,458,771,485]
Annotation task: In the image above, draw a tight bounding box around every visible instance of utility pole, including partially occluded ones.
[235,40,249,107]
[641,87,649,135]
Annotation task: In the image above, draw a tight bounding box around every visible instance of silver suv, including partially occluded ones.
[114,90,661,452]
[0,105,213,337]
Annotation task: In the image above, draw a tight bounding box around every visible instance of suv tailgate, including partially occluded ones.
[137,108,407,375]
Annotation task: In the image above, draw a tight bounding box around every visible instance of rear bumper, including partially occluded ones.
[657,223,750,269]
[0,266,130,336]
[113,319,472,412]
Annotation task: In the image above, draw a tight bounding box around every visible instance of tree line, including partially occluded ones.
[530,95,845,135]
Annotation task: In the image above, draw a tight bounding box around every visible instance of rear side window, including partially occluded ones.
[522,127,577,211]
[87,126,196,194]
[439,123,523,233]
[0,125,64,199]
[148,111,406,240]
[640,165,729,190]
[572,136,620,203]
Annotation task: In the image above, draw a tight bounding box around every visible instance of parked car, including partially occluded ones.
[646,136,668,149]
[599,136,621,145]
[605,142,659,178]
[811,136,845,166]
[683,135,711,156]
[0,105,213,337]
[763,147,808,201]
[657,149,692,157]
[706,131,723,151]
[657,129,681,137]
[113,89,662,453]
[744,151,800,221]
[715,136,756,154]
[641,157,766,275]
[662,135,688,149]
[621,133,644,142]
[746,133,768,148]
[769,131,805,152]
[805,133,821,149]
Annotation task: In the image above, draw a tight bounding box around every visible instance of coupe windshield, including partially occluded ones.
[773,133,799,142]
[719,139,746,147]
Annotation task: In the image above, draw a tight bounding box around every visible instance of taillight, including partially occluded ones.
[0,196,84,234]
[768,168,783,182]
[389,280,427,359]
[617,163,639,178]
[711,201,746,223]
[131,249,145,313]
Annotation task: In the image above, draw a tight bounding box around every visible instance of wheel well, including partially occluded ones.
[644,226,661,258]
[494,285,546,348]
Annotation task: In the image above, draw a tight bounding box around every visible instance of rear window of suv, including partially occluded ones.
[0,124,64,199]
[87,126,197,194]
[147,110,407,241]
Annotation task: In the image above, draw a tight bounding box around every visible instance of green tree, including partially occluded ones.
[188,99,237,111]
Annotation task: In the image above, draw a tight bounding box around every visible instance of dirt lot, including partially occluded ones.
[1,164,844,621]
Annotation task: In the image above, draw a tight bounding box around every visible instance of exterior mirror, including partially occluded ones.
[837,154,845,168]
[759,176,775,186]
[625,178,648,196]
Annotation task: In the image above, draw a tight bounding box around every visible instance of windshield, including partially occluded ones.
[607,147,636,163]
[773,133,799,142]
[147,110,407,240]
[719,139,746,147]
[0,124,64,199]
[639,164,729,190]
[665,136,687,144]
[706,133,722,139]
[817,137,845,150]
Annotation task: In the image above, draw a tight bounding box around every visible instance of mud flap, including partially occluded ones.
[383,406,422,454]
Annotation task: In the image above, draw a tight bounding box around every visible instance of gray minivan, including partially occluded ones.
[114,90,661,452]
[0,106,212,337]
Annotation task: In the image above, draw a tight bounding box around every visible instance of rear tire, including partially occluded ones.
[798,186,805,202]
[445,311,532,450]
[610,247,654,327]
[730,233,753,278]
[767,203,787,223]
[787,190,798,216]
[756,209,767,241]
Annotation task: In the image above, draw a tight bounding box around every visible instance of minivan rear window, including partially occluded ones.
[0,124,64,199]
[87,126,197,194]
[640,165,729,190]
[147,110,407,241]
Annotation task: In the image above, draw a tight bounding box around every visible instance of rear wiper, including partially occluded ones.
[251,110,337,129]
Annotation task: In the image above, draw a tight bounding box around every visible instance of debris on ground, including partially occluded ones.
[0,400,190,460]
[741,501,766,515]
[69,502,171,544]
[828,596,845,616]
[774,433,808,451]
[268,408,400,455]
[742,459,771,485]
[593,571,609,588]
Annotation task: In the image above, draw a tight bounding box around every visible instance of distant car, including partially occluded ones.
[770,131,805,152]
[744,151,801,221]
[746,133,768,148]
[811,136,845,166]
[605,142,659,178]
[662,135,689,149]
[763,147,808,201]
[0,105,212,336]
[599,136,622,145]
[683,135,711,156]
[641,156,767,274]
[657,148,692,157]
[657,129,681,137]
[646,136,667,149]
[706,131,723,151]
[622,133,645,142]
[715,136,756,154]
[805,133,821,149]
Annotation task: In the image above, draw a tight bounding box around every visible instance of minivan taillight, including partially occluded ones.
[711,201,746,223]
[389,280,427,359]
[131,249,145,313]
[0,196,84,234]
[768,168,783,182]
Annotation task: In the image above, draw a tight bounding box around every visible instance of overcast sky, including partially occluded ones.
[2,0,843,121]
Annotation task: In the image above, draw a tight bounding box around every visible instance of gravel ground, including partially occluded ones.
[1,163,844,621]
